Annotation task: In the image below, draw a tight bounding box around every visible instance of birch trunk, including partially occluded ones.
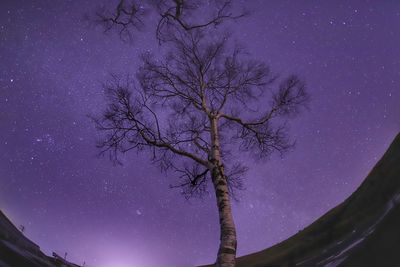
[210,117,237,267]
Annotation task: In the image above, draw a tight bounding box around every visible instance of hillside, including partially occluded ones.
[202,132,400,267]
[0,210,81,267]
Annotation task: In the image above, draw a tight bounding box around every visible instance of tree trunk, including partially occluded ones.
[212,164,237,267]
[210,117,237,267]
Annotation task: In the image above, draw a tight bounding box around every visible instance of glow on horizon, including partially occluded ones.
[91,241,162,267]
[99,257,154,267]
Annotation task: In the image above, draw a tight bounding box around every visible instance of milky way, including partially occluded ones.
[1,1,399,267]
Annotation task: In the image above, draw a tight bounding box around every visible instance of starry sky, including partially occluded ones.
[1,1,399,267]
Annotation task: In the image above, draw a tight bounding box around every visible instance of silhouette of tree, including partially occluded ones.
[92,1,309,266]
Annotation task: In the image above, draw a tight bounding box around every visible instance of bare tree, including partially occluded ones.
[94,0,245,42]
[93,28,308,267]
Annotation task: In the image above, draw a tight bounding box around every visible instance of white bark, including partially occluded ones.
[210,117,237,267]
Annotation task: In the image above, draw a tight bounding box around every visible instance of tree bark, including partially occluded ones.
[210,117,237,267]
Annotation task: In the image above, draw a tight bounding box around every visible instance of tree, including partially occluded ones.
[93,1,309,267]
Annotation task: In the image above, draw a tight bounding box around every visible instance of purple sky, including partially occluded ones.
[1,1,399,267]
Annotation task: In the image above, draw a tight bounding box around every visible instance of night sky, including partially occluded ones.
[1,1,399,267]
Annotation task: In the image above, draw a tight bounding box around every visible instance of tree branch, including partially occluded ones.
[93,79,209,168]
[95,0,245,43]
